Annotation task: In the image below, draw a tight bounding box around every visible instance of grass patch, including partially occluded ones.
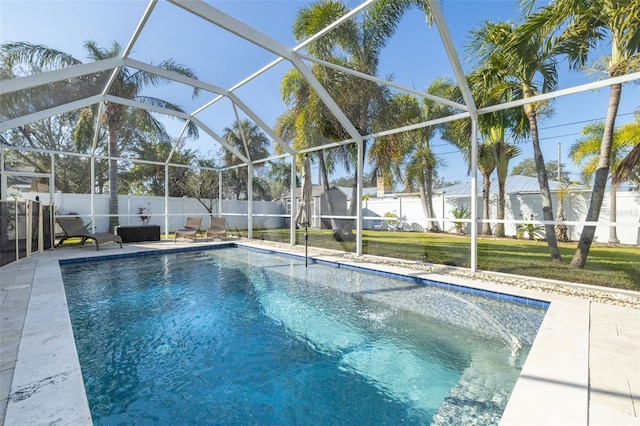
[255,228,640,291]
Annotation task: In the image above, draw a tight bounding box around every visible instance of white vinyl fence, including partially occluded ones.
[363,190,640,245]
[13,189,640,245]
[18,192,285,233]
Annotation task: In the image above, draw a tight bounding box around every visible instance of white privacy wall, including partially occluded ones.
[17,190,640,244]
[23,192,284,233]
[363,191,640,245]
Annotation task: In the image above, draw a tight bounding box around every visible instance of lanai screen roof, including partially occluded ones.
[1,0,639,177]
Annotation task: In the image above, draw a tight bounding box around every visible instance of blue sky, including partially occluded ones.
[1,0,638,186]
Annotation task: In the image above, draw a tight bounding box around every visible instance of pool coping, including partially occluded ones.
[1,240,638,425]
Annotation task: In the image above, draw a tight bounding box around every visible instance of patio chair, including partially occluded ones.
[206,216,227,240]
[175,216,202,242]
[372,220,384,231]
[55,217,122,250]
[388,218,407,232]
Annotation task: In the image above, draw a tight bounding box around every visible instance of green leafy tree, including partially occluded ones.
[124,138,197,197]
[179,157,221,215]
[511,158,570,183]
[267,159,298,200]
[2,41,199,230]
[0,53,99,193]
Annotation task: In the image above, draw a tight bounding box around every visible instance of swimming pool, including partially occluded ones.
[61,247,547,425]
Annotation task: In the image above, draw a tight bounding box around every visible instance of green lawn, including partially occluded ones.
[250,228,640,291]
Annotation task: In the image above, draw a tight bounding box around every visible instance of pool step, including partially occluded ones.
[431,350,516,425]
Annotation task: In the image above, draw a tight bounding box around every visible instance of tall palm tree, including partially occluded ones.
[286,0,432,239]
[369,78,455,232]
[2,41,199,231]
[489,126,522,238]
[267,159,298,200]
[612,110,640,188]
[222,119,270,200]
[519,0,640,267]
[470,20,562,262]
[570,121,634,243]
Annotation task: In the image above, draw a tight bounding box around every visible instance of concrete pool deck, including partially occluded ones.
[1,240,638,425]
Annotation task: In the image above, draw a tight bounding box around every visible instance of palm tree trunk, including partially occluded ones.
[420,167,440,232]
[608,183,619,244]
[526,104,561,262]
[570,83,621,268]
[555,198,568,243]
[495,179,506,237]
[481,173,493,235]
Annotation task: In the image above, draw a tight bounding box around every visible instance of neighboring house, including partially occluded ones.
[282,185,348,229]
[439,175,574,196]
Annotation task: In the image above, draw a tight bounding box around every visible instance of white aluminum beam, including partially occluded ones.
[190,116,249,164]
[470,119,478,271]
[167,0,294,60]
[227,93,295,156]
[477,71,640,116]
[100,0,158,98]
[299,53,467,111]
[90,102,104,156]
[123,0,158,58]
[0,57,124,96]
[0,94,104,132]
[102,94,190,119]
[199,0,373,110]
[289,55,362,142]
[232,103,252,161]
[428,0,477,119]
[168,0,361,144]
[125,58,229,96]
[293,0,376,53]
[165,121,190,164]
[364,112,471,140]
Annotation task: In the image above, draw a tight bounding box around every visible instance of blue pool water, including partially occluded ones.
[61,247,547,425]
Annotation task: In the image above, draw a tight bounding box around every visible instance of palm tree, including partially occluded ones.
[2,41,199,231]
[519,0,640,267]
[554,180,578,243]
[612,110,640,188]
[439,110,498,236]
[286,0,432,239]
[221,119,270,200]
[470,20,562,262]
[491,130,522,238]
[267,159,298,200]
[570,122,634,243]
[371,86,450,232]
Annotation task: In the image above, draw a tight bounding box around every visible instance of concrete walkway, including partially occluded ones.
[1,241,638,425]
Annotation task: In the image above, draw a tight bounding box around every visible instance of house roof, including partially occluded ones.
[336,186,378,200]
[440,175,583,196]
[285,185,344,199]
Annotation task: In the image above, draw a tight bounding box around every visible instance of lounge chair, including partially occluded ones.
[388,218,407,232]
[175,216,202,242]
[55,217,122,250]
[206,216,227,240]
